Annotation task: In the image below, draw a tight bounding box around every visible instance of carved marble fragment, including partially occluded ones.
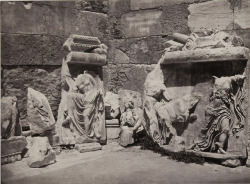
[192,74,246,154]
[27,137,56,168]
[56,35,107,146]
[27,88,56,136]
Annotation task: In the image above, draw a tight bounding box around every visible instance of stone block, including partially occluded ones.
[188,0,234,32]
[108,0,130,16]
[1,33,43,65]
[103,64,155,94]
[75,143,102,153]
[106,119,120,126]
[131,0,165,10]
[1,2,46,34]
[161,4,190,35]
[1,136,27,157]
[107,127,121,139]
[65,10,108,41]
[108,37,166,64]
[234,0,250,29]
[121,10,163,37]
[108,17,125,39]
[42,35,67,65]
[27,88,56,136]
[28,137,56,168]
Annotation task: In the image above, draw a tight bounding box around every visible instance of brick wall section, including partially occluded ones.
[1,0,250,125]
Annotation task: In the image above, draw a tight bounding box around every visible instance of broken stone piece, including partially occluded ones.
[221,159,242,168]
[1,136,27,164]
[27,88,56,136]
[27,137,56,168]
[1,96,22,139]
[75,143,102,153]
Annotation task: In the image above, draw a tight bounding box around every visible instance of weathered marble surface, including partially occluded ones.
[1,96,22,139]
[27,88,56,136]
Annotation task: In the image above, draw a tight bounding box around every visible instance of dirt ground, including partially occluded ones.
[2,142,250,184]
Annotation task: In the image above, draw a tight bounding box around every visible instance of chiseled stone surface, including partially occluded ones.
[42,35,67,65]
[121,10,163,37]
[188,0,233,32]
[234,0,250,29]
[27,137,56,168]
[1,33,43,65]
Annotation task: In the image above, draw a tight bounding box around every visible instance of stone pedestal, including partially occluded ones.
[1,136,27,165]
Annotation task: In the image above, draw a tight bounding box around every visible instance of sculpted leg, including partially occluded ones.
[216,118,230,154]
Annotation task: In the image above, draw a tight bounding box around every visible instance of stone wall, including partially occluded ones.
[1,0,250,125]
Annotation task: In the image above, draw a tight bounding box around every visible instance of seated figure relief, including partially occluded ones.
[57,35,107,145]
[192,74,246,154]
[120,100,143,133]
[62,71,104,139]
[58,66,105,144]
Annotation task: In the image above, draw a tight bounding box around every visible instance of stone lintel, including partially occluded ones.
[66,52,107,66]
[160,47,249,65]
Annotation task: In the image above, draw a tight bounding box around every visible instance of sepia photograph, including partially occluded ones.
[1,0,250,183]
